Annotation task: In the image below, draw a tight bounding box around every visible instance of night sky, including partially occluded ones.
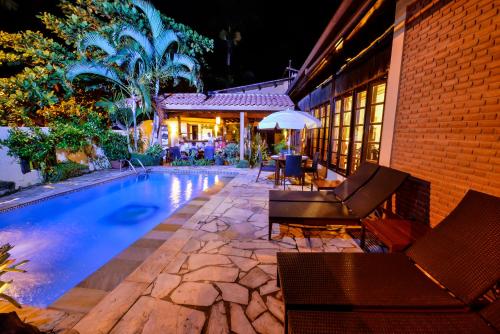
[0,0,338,90]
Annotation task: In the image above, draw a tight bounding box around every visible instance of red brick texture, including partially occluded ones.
[391,0,500,226]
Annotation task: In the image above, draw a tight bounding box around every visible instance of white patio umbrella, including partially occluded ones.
[258,108,321,153]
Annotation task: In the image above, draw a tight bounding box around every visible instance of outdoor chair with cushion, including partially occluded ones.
[204,146,215,160]
[282,155,305,191]
[276,190,500,332]
[255,150,275,182]
[169,146,181,161]
[302,151,320,185]
[269,162,379,203]
[287,299,500,334]
[268,165,409,239]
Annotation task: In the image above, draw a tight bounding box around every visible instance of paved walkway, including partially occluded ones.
[0,167,361,333]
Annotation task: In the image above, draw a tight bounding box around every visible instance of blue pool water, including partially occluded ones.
[0,173,219,307]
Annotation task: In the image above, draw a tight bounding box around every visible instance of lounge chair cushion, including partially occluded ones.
[277,252,464,310]
[269,190,339,202]
[287,310,496,334]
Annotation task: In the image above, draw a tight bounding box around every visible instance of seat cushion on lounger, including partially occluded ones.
[287,310,496,334]
[269,190,339,202]
[269,201,358,226]
[277,252,464,311]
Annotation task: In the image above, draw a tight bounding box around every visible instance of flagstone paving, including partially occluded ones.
[2,167,362,333]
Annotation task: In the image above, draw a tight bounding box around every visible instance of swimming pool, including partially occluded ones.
[0,172,220,307]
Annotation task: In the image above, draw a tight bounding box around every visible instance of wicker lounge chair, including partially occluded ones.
[268,166,409,239]
[277,190,500,332]
[287,299,500,334]
[269,162,379,203]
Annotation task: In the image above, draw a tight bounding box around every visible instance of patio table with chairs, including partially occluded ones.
[270,154,309,186]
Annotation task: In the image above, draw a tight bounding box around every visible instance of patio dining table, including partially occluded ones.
[270,154,309,185]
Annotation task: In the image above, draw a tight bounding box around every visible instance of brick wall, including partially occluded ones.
[391,0,500,226]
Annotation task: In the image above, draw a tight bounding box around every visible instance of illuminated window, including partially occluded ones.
[329,81,387,176]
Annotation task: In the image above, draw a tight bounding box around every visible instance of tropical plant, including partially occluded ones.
[66,0,202,148]
[145,144,163,158]
[223,143,239,158]
[0,0,213,127]
[0,243,28,308]
[273,139,289,154]
[101,131,130,161]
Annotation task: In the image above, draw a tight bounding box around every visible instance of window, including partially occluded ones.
[338,96,352,172]
[329,81,387,176]
[365,83,386,163]
[318,104,330,163]
[307,103,330,162]
[330,100,341,167]
[351,90,367,172]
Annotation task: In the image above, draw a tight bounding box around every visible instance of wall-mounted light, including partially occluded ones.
[215,116,221,125]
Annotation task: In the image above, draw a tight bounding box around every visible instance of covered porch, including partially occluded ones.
[156,92,295,160]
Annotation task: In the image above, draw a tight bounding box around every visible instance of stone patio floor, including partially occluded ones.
[0,167,362,333]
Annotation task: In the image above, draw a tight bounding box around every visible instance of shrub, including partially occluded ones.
[236,159,249,168]
[194,159,211,166]
[130,153,161,166]
[172,158,192,166]
[0,127,56,176]
[45,161,88,182]
[101,131,130,161]
[0,181,15,196]
[51,122,88,152]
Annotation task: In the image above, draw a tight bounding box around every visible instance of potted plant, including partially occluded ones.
[101,132,130,168]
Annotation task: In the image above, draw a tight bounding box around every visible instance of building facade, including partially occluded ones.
[288,0,499,226]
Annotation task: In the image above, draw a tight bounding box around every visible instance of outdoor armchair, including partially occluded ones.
[255,150,276,182]
[282,155,305,191]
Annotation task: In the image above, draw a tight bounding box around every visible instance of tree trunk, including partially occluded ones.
[150,79,161,146]
[132,95,138,152]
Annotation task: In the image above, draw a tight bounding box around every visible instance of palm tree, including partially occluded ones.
[66,0,201,147]
[118,0,201,144]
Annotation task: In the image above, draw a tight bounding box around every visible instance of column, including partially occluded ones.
[240,112,245,160]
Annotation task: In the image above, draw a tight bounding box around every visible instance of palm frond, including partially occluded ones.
[137,82,152,117]
[172,53,197,72]
[78,32,117,57]
[154,29,179,61]
[116,24,154,60]
[132,0,164,39]
[66,62,125,89]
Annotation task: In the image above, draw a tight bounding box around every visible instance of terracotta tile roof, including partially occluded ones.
[157,93,294,111]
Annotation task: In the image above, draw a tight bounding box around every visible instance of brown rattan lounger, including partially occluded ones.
[269,162,379,203]
[287,299,500,334]
[277,190,500,332]
[268,166,409,239]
